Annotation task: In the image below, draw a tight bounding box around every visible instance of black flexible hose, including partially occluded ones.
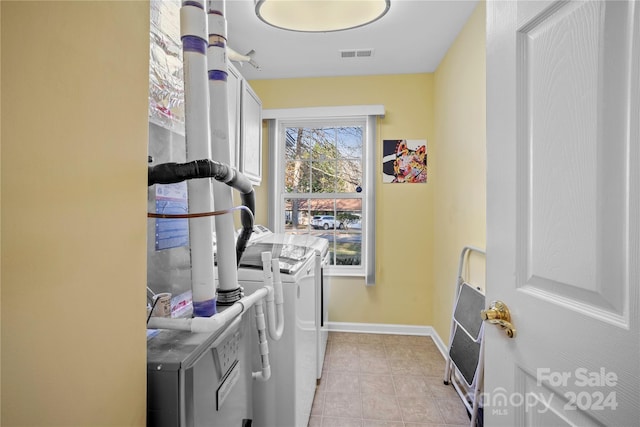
[148,159,230,186]
[235,189,254,264]
[148,159,255,266]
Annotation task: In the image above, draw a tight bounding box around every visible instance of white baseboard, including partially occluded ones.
[326,321,448,357]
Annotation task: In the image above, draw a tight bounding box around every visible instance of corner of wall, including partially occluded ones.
[1,2,148,425]
[251,74,436,327]
[0,2,4,422]
[432,1,487,345]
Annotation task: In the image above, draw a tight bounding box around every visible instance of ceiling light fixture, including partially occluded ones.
[255,0,391,33]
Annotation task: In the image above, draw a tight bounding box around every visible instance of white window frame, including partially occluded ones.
[264,105,384,284]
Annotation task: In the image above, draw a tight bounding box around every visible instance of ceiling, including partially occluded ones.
[224,0,479,81]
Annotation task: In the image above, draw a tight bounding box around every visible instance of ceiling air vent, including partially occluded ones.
[340,49,374,59]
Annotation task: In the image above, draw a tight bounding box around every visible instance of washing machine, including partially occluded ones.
[237,239,318,427]
[243,226,330,380]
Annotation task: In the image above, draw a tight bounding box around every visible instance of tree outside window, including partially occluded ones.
[282,125,364,266]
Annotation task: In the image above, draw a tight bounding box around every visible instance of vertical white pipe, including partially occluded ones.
[181,0,217,317]
[268,258,284,340]
[252,300,272,381]
[207,0,239,293]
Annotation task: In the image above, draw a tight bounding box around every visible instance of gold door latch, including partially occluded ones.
[481,300,516,338]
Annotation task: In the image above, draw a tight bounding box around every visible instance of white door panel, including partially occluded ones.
[486,1,639,426]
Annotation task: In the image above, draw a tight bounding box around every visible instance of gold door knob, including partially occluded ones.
[481,300,516,338]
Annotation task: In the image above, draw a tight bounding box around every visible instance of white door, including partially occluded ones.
[486,1,639,426]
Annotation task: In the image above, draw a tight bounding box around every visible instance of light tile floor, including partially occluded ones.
[308,332,471,427]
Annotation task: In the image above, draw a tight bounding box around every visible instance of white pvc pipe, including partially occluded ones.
[259,253,284,340]
[207,0,238,293]
[267,258,285,340]
[147,287,268,333]
[252,300,271,381]
[148,252,285,338]
[148,255,284,384]
[228,47,260,69]
[180,0,217,317]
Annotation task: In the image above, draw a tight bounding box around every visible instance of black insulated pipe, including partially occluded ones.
[148,159,255,266]
[149,159,231,186]
[235,190,255,265]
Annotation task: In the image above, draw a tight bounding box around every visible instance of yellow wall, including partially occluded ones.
[432,1,487,343]
[1,2,148,425]
[250,75,436,326]
[0,2,3,421]
[0,2,484,424]
[250,2,486,335]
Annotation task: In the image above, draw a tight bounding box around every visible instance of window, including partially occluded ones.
[265,106,383,282]
[283,121,364,271]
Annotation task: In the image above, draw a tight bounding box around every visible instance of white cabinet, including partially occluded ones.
[227,62,262,186]
[226,63,242,170]
[240,81,262,185]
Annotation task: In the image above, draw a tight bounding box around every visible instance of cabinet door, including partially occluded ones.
[240,81,262,185]
[226,62,241,169]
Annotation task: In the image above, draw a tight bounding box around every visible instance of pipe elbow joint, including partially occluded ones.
[190,315,225,333]
[252,366,271,382]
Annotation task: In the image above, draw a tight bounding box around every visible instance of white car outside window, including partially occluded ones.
[310,215,344,230]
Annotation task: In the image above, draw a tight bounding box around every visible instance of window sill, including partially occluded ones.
[325,267,364,277]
